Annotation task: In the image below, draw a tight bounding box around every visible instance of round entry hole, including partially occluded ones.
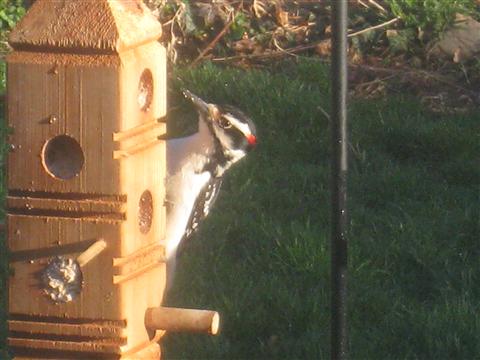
[42,135,84,180]
[139,190,153,234]
[138,69,153,112]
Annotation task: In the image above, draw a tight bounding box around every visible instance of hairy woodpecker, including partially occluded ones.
[164,90,257,289]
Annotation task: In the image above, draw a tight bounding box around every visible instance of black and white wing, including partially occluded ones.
[178,176,223,253]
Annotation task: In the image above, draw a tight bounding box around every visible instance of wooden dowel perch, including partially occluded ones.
[77,239,107,267]
[145,307,220,335]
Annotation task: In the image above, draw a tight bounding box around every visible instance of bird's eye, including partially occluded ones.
[218,117,232,129]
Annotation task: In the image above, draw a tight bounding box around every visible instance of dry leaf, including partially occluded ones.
[315,39,331,57]
[252,0,268,18]
[275,5,289,27]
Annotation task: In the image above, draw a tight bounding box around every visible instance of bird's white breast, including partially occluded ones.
[165,168,211,257]
[164,125,215,259]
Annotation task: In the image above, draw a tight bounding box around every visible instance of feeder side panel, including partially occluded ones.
[115,42,167,352]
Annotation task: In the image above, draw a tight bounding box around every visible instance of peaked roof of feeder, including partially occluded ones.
[9,0,162,53]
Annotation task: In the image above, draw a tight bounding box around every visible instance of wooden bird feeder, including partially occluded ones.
[5,1,219,358]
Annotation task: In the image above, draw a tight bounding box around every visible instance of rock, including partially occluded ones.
[429,14,480,63]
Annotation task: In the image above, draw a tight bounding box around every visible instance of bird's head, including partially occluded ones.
[183,90,257,159]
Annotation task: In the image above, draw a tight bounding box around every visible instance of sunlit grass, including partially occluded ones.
[163,60,479,359]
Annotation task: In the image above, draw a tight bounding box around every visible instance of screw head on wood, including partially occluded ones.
[49,65,59,75]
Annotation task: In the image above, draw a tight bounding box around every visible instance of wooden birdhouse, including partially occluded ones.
[5,1,218,359]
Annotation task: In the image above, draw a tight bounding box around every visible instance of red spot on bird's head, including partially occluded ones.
[247,134,257,146]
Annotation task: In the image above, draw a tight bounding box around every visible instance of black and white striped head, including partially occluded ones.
[183,90,257,160]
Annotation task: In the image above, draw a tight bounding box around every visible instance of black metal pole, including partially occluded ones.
[330,1,348,359]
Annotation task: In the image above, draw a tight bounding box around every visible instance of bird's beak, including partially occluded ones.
[183,90,219,121]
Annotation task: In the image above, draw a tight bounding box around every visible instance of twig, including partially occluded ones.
[368,0,387,13]
[357,0,370,10]
[356,0,387,13]
[355,74,399,88]
[166,4,185,64]
[191,18,235,67]
[191,1,244,67]
[212,40,324,62]
[317,105,331,121]
[347,17,399,38]
[272,37,298,58]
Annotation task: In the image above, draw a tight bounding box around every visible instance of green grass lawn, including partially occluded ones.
[1,59,479,359]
